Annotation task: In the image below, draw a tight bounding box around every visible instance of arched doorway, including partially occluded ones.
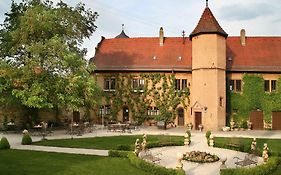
[123,106,129,123]
[177,108,184,126]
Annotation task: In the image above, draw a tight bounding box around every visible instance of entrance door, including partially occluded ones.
[177,108,184,126]
[250,111,263,130]
[195,112,202,130]
[73,111,80,123]
[272,112,281,130]
[123,106,129,123]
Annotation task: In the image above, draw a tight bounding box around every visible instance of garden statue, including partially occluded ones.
[134,139,141,156]
[22,129,29,134]
[262,143,269,163]
[141,134,147,151]
[220,157,227,170]
[247,120,252,130]
[176,153,184,169]
[184,132,191,145]
[198,124,203,132]
[251,138,257,154]
[209,134,214,147]
[230,119,235,131]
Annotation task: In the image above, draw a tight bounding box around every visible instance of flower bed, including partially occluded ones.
[183,151,219,163]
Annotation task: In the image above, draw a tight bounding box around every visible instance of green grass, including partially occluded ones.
[215,137,281,175]
[33,135,183,150]
[0,149,150,175]
[270,164,281,175]
[214,137,281,156]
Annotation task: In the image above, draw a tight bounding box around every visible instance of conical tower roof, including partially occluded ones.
[190,7,228,39]
[115,30,130,38]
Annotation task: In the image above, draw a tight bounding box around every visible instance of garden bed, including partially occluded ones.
[183,151,219,163]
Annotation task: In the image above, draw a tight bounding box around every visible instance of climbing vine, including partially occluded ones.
[228,74,281,125]
[100,73,190,124]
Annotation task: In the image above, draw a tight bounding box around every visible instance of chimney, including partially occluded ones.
[240,29,246,46]
[159,27,164,46]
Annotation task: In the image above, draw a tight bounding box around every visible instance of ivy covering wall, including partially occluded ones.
[228,74,281,125]
[101,73,190,124]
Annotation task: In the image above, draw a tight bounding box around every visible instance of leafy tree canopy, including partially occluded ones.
[0,0,101,111]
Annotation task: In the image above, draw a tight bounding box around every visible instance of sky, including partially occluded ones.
[0,0,281,59]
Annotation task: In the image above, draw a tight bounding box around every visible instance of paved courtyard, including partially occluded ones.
[1,126,280,175]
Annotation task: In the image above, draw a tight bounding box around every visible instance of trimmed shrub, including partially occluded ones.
[206,130,211,145]
[147,141,184,149]
[205,130,211,139]
[21,134,32,145]
[0,137,10,149]
[116,144,132,151]
[186,130,191,138]
[128,153,185,175]
[220,157,281,175]
[108,150,130,158]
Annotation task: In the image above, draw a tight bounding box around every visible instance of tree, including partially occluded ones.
[0,0,100,116]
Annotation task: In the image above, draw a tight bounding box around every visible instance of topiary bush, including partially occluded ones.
[206,130,211,145]
[21,133,32,145]
[0,137,10,149]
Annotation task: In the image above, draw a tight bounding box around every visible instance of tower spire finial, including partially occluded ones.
[206,0,209,8]
[122,24,124,31]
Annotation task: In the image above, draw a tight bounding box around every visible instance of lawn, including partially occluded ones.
[214,137,281,156]
[215,137,281,175]
[33,135,184,150]
[0,149,150,175]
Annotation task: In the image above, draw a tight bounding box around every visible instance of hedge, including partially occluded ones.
[108,150,185,175]
[220,157,281,175]
[147,141,184,149]
[128,153,185,175]
[108,150,130,158]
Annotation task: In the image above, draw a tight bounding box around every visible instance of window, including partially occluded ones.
[147,107,159,116]
[104,78,115,91]
[175,79,188,91]
[131,78,145,91]
[182,79,187,89]
[264,80,270,92]
[99,105,111,116]
[236,80,241,92]
[175,79,181,90]
[219,97,224,107]
[229,79,242,92]
[271,80,277,92]
[265,80,277,92]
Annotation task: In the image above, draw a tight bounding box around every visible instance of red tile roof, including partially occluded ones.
[227,37,281,72]
[93,37,192,72]
[92,36,281,72]
[190,7,228,39]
